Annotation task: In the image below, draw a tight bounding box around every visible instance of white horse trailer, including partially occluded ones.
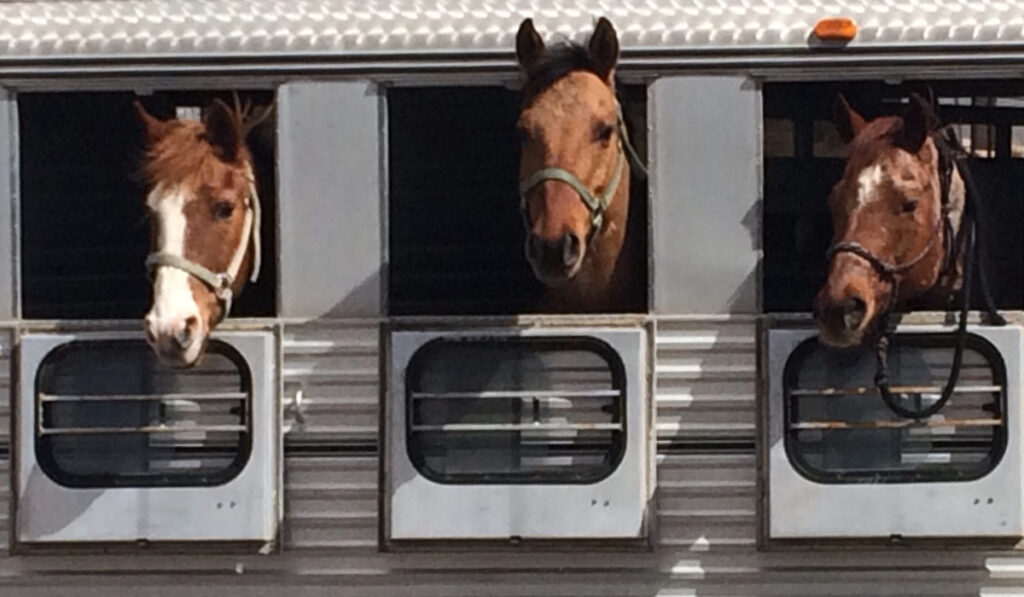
[3,0,1024,595]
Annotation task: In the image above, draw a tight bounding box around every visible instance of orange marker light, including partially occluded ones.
[813,17,858,42]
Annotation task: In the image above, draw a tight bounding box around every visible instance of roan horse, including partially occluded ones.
[815,92,967,349]
[135,97,270,367]
[814,92,1003,418]
[515,17,646,312]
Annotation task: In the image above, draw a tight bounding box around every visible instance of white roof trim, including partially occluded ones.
[0,0,1022,62]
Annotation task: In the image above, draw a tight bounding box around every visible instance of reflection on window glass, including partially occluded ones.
[784,334,1006,484]
[36,340,251,488]
[812,120,844,158]
[406,337,626,484]
[764,118,795,157]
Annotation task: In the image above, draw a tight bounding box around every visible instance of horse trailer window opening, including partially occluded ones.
[34,339,252,489]
[782,333,1007,484]
[763,80,1024,314]
[18,91,277,319]
[386,85,648,316]
[404,336,627,484]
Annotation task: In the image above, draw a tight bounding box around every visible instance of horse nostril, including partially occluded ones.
[175,316,199,349]
[842,296,867,331]
[562,233,581,267]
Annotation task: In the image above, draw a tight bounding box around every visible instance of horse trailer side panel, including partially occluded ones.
[650,77,760,315]
[281,321,380,449]
[654,318,758,446]
[277,82,382,319]
[0,89,14,319]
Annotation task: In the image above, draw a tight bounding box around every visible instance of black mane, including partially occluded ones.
[522,41,601,102]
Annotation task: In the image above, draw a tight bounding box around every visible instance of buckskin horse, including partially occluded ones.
[515,17,647,313]
[135,96,271,367]
[814,92,1002,418]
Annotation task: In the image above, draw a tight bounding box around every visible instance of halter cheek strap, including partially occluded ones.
[146,174,262,320]
[518,105,648,238]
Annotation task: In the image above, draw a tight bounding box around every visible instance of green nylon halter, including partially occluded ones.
[519,105,647,237]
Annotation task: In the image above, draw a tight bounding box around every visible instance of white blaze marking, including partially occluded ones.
[856,164,884,206]
[145,183,203,363]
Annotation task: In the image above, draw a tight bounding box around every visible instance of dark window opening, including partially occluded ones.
[763,81,1024,312]
[387,85,648,315]
[405,336,627,484]
[783,333,1007,484]
[19,91,277,319]
[35,339,252,488]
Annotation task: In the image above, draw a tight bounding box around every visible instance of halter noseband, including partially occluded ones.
[518,104,647,238]
[146,171,262,320]
[826,215,944,284]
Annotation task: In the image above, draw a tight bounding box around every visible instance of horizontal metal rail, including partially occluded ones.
[40,424,247,435]
[410,422,623,432]
[411,389,621,400]
[40,392,247,403]
[790,418,1003,430]
[789,384,1002,397]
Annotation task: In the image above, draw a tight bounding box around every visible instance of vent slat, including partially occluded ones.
[791,418,1003,430]
[40,392,247,403]
[413,389,621,400]
[411,422,623,432]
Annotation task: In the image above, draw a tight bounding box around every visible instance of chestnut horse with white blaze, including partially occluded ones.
[814,93,967,348]
[515,17,646,312]
[135,97,269,367]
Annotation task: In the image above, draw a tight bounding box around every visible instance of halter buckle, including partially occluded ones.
[214,273,234,300]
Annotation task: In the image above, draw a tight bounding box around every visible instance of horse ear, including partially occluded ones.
[833,94,866,144]
[896,92,936,153]
[133,100,172,145]
[204,98,243,162]
[587,17,619,82]
[516,18,545,71]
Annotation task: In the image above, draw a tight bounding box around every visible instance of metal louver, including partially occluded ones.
[405,337,627,484]
[35,340,251,488]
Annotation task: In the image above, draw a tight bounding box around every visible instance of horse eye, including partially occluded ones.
[212,201,235,220]
[594,123,615,143]
[902,198,919,213]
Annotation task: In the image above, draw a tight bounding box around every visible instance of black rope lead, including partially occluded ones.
[873,134,1005,418]
[875,213,975,419]
[953,152,1005,327]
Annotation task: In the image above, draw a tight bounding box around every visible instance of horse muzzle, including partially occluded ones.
[145,313,206,368]
[525,231,585,285]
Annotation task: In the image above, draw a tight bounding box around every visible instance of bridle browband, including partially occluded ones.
[518,103,648,240]
[824,124,1003,419]
[145,168,262,321]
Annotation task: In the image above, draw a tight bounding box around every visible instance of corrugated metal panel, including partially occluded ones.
[655,318,757,444]
[0,0,1023,62]
[283,456,377,550]
[282,322,379,447]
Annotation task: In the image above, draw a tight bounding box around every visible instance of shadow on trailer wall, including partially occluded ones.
[387,85,648,316]
[763,80,1024,314]
[18,91,277,320]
